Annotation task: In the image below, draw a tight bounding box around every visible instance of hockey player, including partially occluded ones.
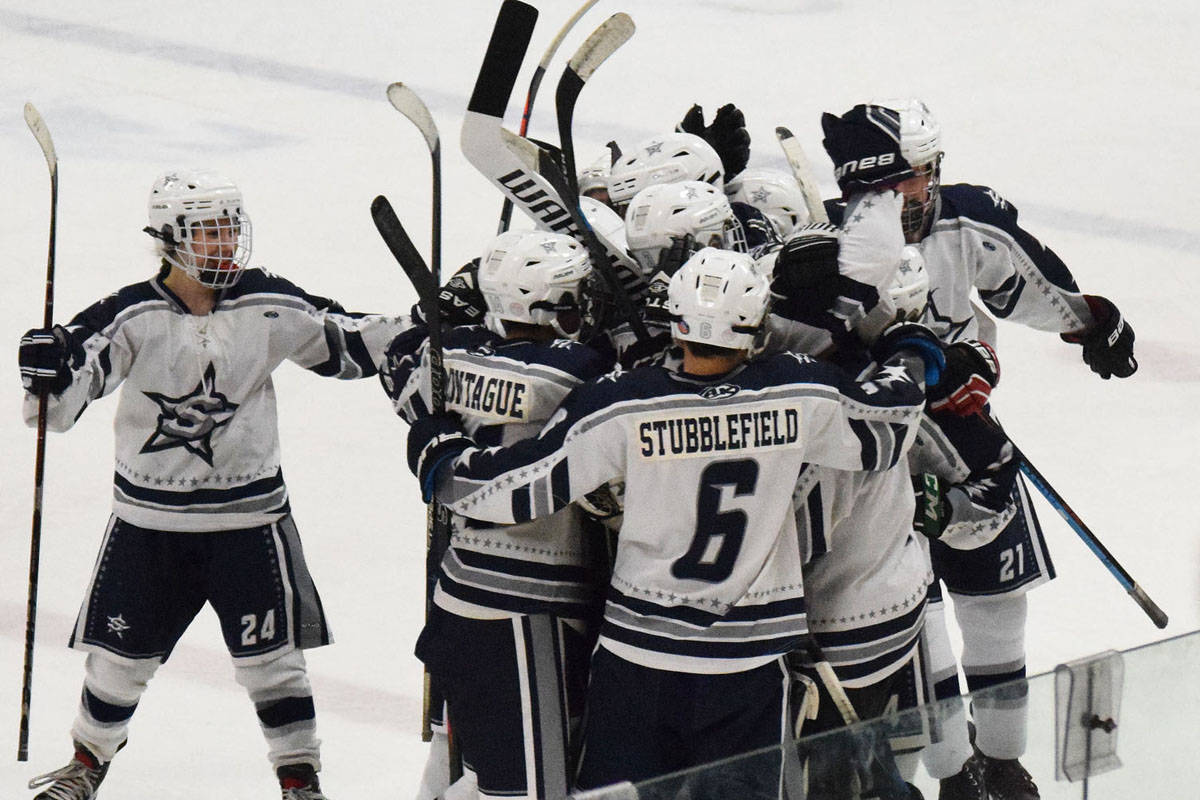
[405,247,948,793]
[380,230,614,800]
[820,99,1138,799]
[17,169,406,800]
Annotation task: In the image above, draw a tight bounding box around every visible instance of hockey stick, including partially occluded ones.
[553,11,635,204]
[982,414,1168,629]
[505,129,649,341]
[371,194,464,778]
[498,0,600,233]
[775,126,830,224]
[19,101,58,763]
[460,1,647,305]
[385,82,447,746]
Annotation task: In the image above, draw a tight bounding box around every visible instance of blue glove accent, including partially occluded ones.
[422,448,464,503]
[895,336,945,386]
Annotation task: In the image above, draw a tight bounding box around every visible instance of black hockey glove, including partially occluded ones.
[912,473,950,540]
[643,234,697,324]
[821,105,915,195]
[411,258,487,328]
[677,103,751,182]
[407,413,473,503]
[378,325,430,406]
[618,330,673,371]
[927,340,999,417]
[1060,295,1137,379]
[872,321,946,386]
[18,324,85,395]
[768,224,881,339]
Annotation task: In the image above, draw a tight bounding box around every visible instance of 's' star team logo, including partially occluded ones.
[141,363,239,465]
[107,614,131,639]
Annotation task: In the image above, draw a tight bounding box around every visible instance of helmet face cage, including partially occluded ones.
[478,231,592,340]
[147,170,252,289]
[899,153,942,242]
[606,133,724,208]
[666,247,772,352]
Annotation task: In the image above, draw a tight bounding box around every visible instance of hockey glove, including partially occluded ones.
[677,103,751,182]
[872,321,946,386]
[406,413,472,503]
[411,258,487,328]
[18,324,84,395]
[378,325,430,407]
[927,340,999,416]
[912,473,950,540]
[821,105,915,195]
[643,234,697,324]
[1060,294,1137,379]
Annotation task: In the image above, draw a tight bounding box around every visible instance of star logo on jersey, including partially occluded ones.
[751,187,771,204]
[869,363,915,390]
[985,188,1009,210]
[925,289,973,342]
[106,614,131,639]
[141,363,239,466]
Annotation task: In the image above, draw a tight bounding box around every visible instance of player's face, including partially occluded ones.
[189,217,240,274]
[894,170,931,207]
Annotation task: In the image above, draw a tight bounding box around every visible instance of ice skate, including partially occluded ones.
[936,755,986,800]
[278,763,330,800]
[28,742,110,800]
[977,754,1040,800]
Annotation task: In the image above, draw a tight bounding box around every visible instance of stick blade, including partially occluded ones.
[370,195,437,302]
[24,102,58,176]
[775,125,828,224]
[387,83,440,154]
[466,0,539,117]
[567,12,635,81]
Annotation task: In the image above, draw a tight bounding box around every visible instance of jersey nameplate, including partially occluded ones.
[636,402,802,460]
[446,364,530,423]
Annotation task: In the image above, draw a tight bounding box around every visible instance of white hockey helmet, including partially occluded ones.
[478,230,592,340]
[888,245,930,321]
[869,98,943,240]
[624,181,745,274]
[577,150,612,199]
[606,132,724,209]
[145,169,251,289]
[724,167,811,238]
[667,247,771,352]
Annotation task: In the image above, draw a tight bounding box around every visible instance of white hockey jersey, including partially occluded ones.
[24,265,406,532]
[916,184,1093,345]
[385,324,613,620]
[428,350,929,674]
[794,463,932,688]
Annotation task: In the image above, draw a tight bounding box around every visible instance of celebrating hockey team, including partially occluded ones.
[15,4,1149,800]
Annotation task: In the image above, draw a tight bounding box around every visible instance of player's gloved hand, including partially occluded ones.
[872,321,946,386]
[912,473,950,540]
[820,105,915,195]
[927,340,999,416]
[768,224,881,337]
[18,324,84,395]
[643,234,697,323]
[407,413,472,503]
[411,258,487,327]
[677,103,751,182]
[378,325,431,406]
[618,330,673,371]
[1060,294,1137,379]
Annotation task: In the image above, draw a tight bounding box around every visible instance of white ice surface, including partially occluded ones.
[1,1,1198,797]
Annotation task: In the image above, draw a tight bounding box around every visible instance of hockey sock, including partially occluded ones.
[954,593,1029,759]
[234,648,321,770]
[72,651,159,761]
